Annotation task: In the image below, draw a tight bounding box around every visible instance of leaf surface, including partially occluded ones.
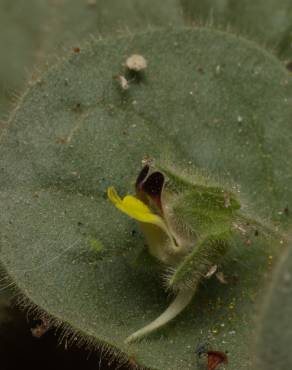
[0,28,292,369]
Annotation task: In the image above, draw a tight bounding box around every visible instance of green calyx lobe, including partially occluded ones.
[147,164,257,292]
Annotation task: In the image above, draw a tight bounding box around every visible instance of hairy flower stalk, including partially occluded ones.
[108,163,244,343]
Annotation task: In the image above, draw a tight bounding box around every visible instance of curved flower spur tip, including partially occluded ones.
[124,285,197,344]
[107,186,163,226]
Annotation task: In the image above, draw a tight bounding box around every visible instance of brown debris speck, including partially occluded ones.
[56,137,67,144]
[197,66,204,74]
[31,319,50,338]
[196,344,228,370]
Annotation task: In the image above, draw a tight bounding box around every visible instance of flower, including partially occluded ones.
[105,164,246,343]
[107,186,170,236]
[107,165,182,256]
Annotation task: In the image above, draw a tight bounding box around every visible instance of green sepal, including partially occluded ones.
[168,232,231,290]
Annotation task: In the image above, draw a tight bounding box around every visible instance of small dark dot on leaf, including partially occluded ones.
[131,230,137,236]
[284,206,289,216]
[286,60,292,71]
[230,275,239,284]
[195,342,209,358]
[254,229,259,236]
[72,103,82,113]
[77,222,83,226]
[56,137,67,144]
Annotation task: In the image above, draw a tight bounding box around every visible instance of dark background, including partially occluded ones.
[0,303,131,370]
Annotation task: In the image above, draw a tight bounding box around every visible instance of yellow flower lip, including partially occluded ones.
[107,186,178,244]
[107,186,163,226]
[107,185,179,253]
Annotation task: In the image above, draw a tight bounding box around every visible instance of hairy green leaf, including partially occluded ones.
[255,245,292,370]
[41,0,184,56]
[0,28,291,369]
[181,0,292,59]
[0,0,49,117]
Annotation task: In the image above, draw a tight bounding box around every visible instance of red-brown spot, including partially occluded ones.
[30,318,50,338]
[73,47,80,53]
[207,350,228,370]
